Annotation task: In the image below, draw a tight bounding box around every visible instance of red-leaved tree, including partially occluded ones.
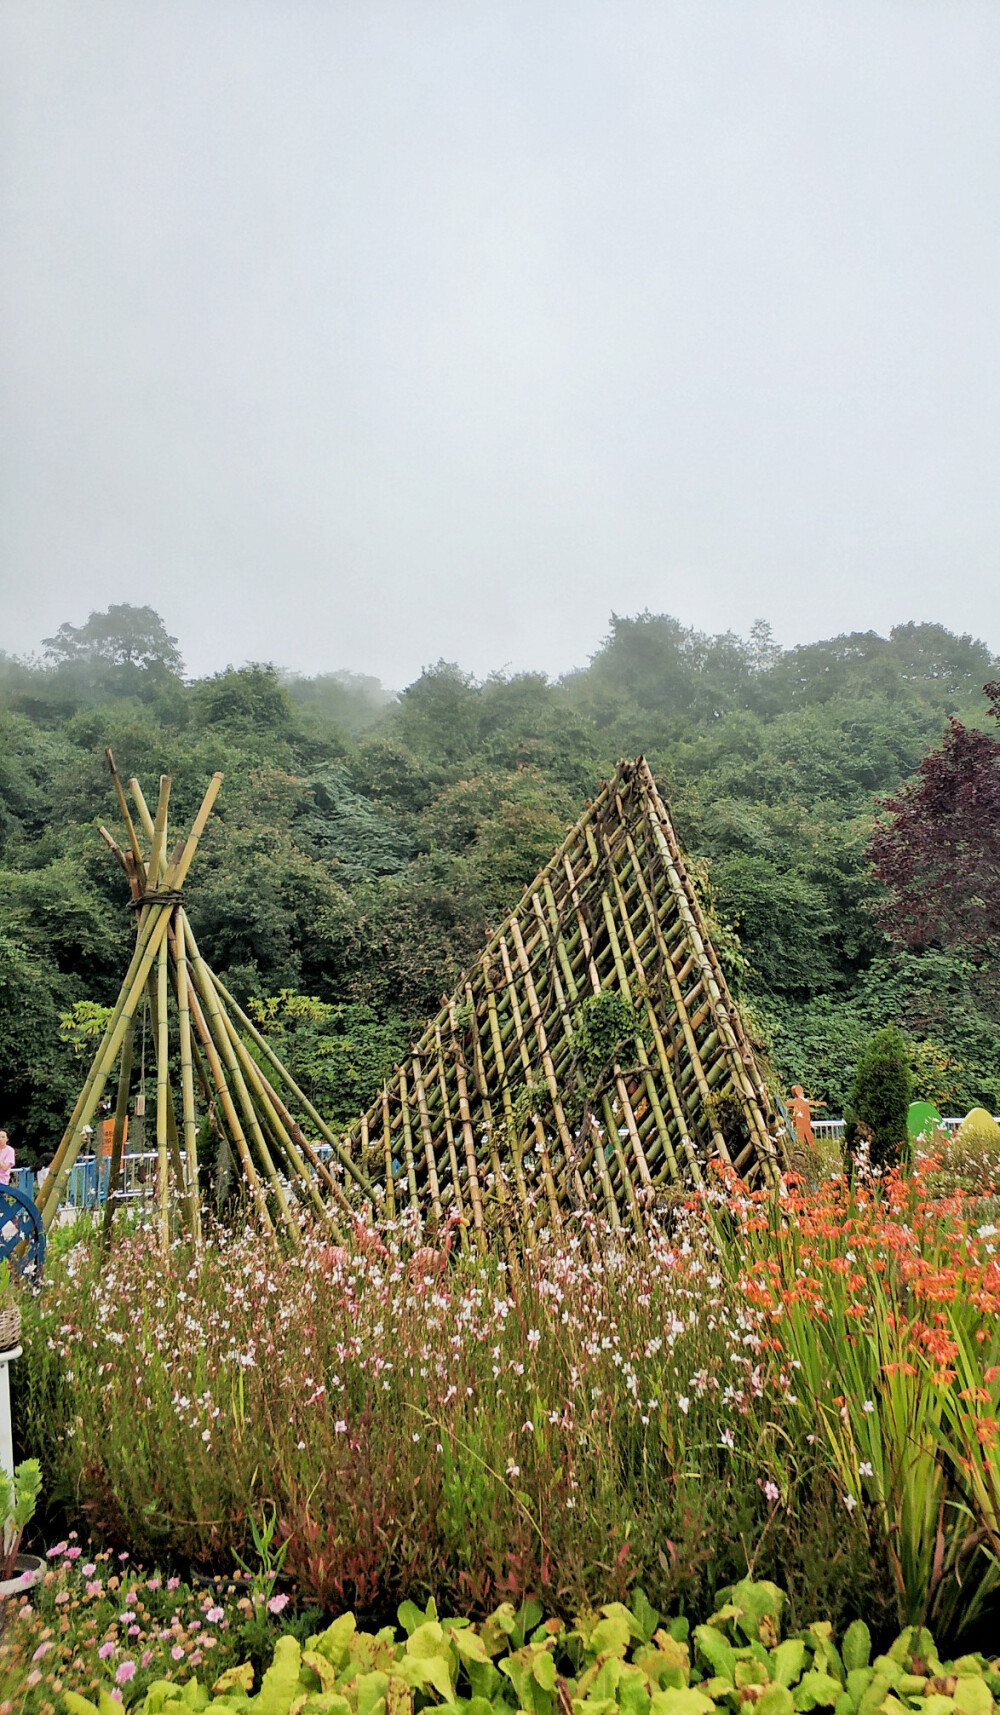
[869,682,1000,956]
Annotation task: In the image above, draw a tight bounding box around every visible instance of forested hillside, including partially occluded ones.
[2,606,999,1166]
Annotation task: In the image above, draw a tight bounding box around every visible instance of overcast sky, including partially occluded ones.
[2,3,999,686]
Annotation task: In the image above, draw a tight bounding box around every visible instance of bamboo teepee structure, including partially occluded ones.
[41,753,779,1244]
[344,757,781,1242]
[34,752,370,1242]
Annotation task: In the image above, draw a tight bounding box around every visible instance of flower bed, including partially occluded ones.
[16,1165,1000,1647]
[0,1545,318,1712]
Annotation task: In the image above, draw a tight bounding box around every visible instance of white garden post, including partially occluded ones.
[0,1345,21,1479]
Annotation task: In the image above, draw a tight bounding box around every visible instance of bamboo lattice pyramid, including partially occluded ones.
[34,753,370,1242]
[345,756,781,1240]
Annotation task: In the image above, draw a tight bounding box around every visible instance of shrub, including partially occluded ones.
[845,1025,912,1169]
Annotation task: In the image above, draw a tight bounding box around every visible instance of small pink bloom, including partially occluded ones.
[167,1576,180,1590]
[206,1606,224,1623]
[32,1641,52,1661]
[66,1545,82,1559]
[55,1591,70,1606]
[86,1580,103,1598]
[268,1593,290,1614]
[98,1640,116,1659]
[141,1650,153,1668]
[47,1541,69,1558]
[146,1577,162,1591]
[116,1661,137,1685]
[171,1644,185,1661]
[82,1562,97,1577]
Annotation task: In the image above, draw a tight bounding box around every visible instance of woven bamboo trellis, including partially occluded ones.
[344,756,781,1242]
[34,752,370,1243]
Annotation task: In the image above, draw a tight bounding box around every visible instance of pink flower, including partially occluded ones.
[268,1592,290,1614]
[334,1419,347,1434]
[66,1545,82,1559]
[146,1577,162,1591]
[116,1661,137,1685]
[171,1645,185,1661]
[26,1671,41,1688]
[55,1590,70,1606]
[141,1650,154,1668]
[98,1640,116,1659]
[206,1606,224,1622]
[82,1562,97,1577]
[167,1576,180,1590]
[86,1580,103,1598]
[47,1541,68,1558]
[32,1641,53,1661]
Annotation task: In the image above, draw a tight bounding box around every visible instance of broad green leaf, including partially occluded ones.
[771,1642,807,1689]
[398,1602,428,1638]
[589,1616,632,1660]
[693,1626,737,1684]
[842,1625,871,1676]
[533,1654,557,1693]
[384,1677,413,1715]
[357,1681,388,1715]
[396,1653,456,1703]
[256,1636,303,1715]
[302,1653,341,1694]
[213,1666,255,1697]
[648,1689,716,1715]
[855,1674,892,1715]
[953,1680,993,1715]
[313,1615,359,1668]
[793,1671,845,1712]
[757,1688,795,1715]
[631,1591,661,1646]
[408,1622,449,1659]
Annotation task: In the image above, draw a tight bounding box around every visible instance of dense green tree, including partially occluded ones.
[43,604,183,673]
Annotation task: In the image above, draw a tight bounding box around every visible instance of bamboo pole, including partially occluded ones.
[155,931,170,1251]
[173,911,202,1245]
[100,1018,134,1252]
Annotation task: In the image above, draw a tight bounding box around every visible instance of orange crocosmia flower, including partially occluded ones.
[976,1418,1000,1448]
[984,1367,1000,1383]
[882,1362,918,1377]
[959,1387,992,1403]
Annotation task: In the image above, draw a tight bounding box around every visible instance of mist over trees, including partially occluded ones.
[2,604,999,1164]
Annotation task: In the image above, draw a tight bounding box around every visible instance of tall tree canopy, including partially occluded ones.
[869,682,1000,957]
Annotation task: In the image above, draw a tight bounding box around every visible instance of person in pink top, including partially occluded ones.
[0,1131,14,1185]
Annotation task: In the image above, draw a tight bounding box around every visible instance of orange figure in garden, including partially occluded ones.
[790,1084,824,1151]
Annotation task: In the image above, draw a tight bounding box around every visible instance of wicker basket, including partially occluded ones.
[0,1303,21,1353]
